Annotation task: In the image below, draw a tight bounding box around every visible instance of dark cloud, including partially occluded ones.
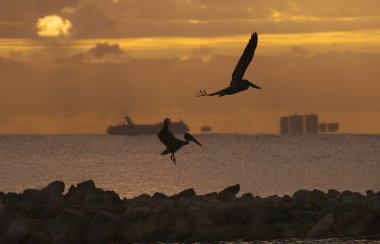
[56,42,124,63]
[1,0,380,38]
[88,42,123,58]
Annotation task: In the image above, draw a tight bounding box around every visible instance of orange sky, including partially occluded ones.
[0,0,380,134]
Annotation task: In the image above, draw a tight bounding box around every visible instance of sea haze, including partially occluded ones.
[0,134,379,198]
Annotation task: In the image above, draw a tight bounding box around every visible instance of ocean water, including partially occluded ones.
[0,134,379,198]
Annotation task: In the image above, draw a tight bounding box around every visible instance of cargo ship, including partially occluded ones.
[107,116,189,135]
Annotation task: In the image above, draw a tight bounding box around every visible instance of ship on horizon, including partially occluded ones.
[107,116,189,135]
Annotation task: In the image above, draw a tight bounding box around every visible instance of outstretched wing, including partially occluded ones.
[231,32,258,84]
[158,118,177,147]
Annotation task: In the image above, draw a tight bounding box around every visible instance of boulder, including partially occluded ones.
[64,185,84,202]
[4,212,30,242]
[0,192,5,203]
[307,212,335,238]
[218,184,240,202]
[55,208,88,228]
[367,192,380,217]
[28,227,51,244]
[292,190,312,208]
[333,202,367,232]
[77,180,96,194]
[124,206,152,221]
[152,192,168,200]
[85,211,121,243]
[4,192,21,206]
[346,211,377,237]
[244,224,282,240]
[172,188,196,199]
[22,189,49,204]
[42,181,65,195]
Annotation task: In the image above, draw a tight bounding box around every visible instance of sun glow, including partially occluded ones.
[36,15,72,38]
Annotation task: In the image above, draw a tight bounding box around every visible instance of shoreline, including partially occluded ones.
[1,180,379,243]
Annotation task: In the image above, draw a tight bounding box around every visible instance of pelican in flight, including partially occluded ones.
[158,118,202,164]
[197,31,261,97]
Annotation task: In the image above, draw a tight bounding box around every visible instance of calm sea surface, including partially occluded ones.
[0,134,379,198]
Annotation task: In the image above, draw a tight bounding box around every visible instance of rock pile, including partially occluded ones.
[0,181,379,243]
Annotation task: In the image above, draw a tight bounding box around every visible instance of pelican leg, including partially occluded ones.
[171,153,176,165]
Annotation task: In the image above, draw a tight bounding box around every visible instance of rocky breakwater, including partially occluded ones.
[0,181,379,243]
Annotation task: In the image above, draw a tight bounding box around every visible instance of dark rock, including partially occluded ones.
[173,188,196,199]
[346,210,377,237]
[124,206,152,221]
[77,180,97,195]
[132,193,151,202]
[4,212,30,242]
[239,193,254,201]
[367,192,380,217]
[326,189,340,199]
[292,189,312,208]
[85,192,112,204]
[1,181,379,242]
[22,189,48,204]
[307,212,335,238]
[28,227,51,244]
[0,192,5,203]
[105,190,122,204]
[218,184,240,202]
[168,210,194,240]
[24,202,50,218]
[245,224,282,240]
[333,202,367,232]
[4,192,21,206]
[85,211,121,243]
[64,185,84,202]
[55,208,87,228]
[43,181,65,195]
[153,192,168,200]
[190,218,215,242]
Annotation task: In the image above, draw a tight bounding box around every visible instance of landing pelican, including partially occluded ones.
[197,31,261,97]
[158,118,202,164]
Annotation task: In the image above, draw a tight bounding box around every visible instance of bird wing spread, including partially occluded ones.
[231,32,258,85]
[158,120,177,148]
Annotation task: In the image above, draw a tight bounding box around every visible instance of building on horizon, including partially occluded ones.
[280,114,339,135]
[319,123,327,133]
[305,114,319,134]
[327,123,339,132]
[289,114,304,135]
[280,116,289,134]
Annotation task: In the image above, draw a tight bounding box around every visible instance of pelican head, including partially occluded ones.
[243,79,261,89]
[184,133,202,146]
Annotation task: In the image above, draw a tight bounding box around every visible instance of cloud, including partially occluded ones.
[88,42,124,58]
[1,0,380,38]
[36,15,72,37]
[56,42,124,63]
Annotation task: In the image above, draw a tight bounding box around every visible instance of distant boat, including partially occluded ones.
[200,126,212,133]
[107,116,189,135]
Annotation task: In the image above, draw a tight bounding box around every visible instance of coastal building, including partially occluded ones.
[305,114,319,134]
[327,123,339,132]
[289,114,304,135]
[280,117,289,134]
[319,123,327,133]
[279,114,340,135]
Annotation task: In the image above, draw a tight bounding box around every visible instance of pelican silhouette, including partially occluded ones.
[158,118,202,164]
[197,31,261,97]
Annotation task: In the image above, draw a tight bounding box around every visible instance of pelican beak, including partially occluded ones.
[249,81,261,89]
[191,137,202,146]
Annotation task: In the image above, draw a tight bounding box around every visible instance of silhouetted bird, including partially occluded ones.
[197,31,261,97]
[158,118,202,164]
